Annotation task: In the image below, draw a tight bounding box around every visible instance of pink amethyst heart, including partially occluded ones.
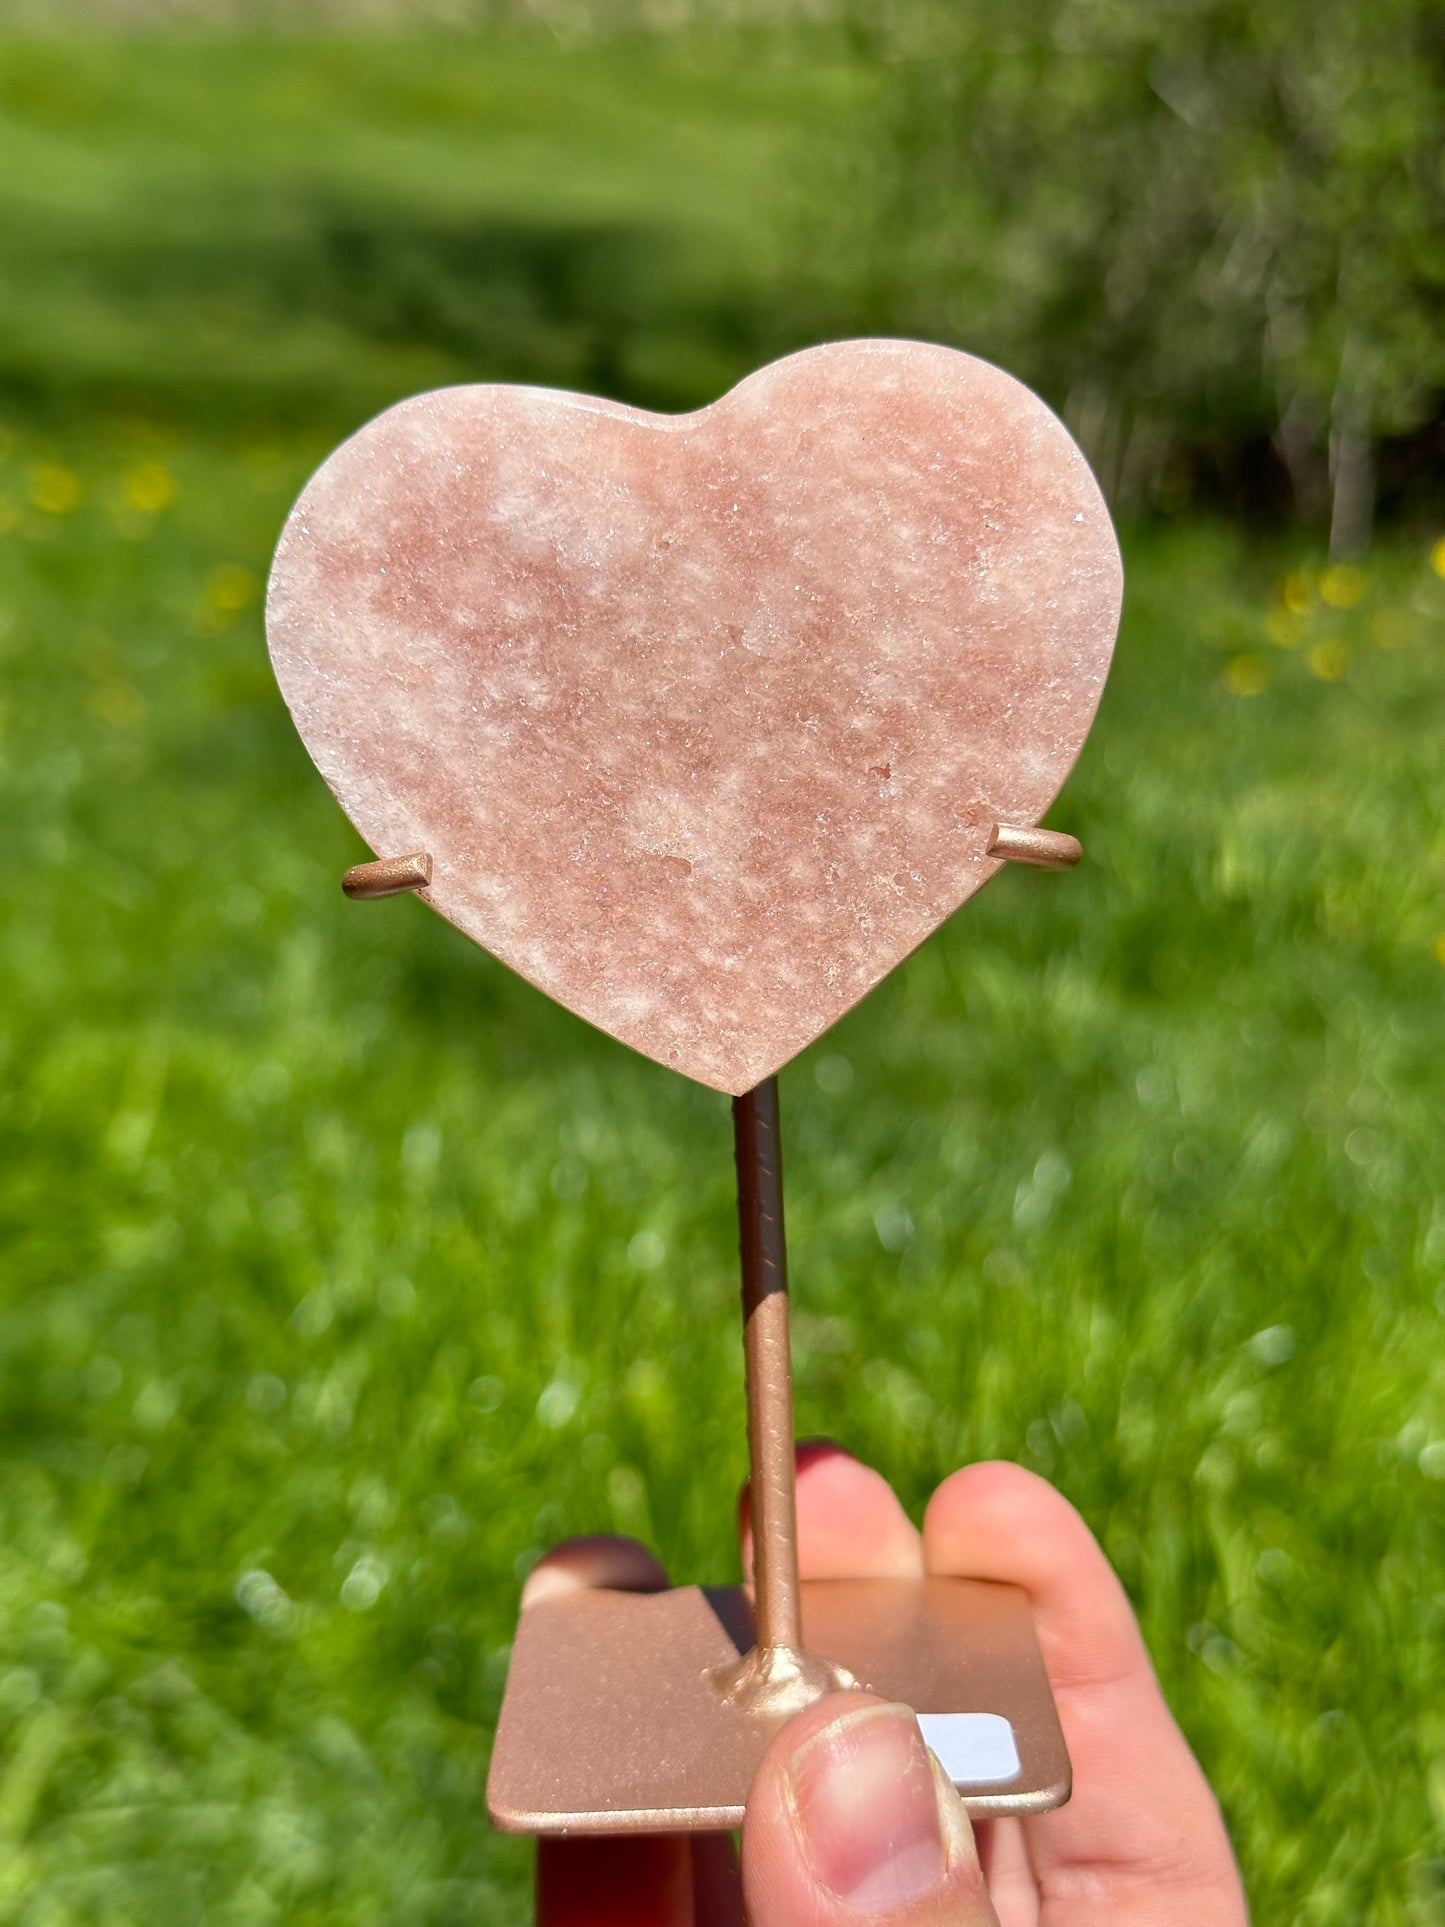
[266,340,1121,1094]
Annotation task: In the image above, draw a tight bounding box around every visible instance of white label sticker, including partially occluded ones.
[917,1713,1021,1786]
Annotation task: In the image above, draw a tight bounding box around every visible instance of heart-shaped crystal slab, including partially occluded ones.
[266,340,1121,1094]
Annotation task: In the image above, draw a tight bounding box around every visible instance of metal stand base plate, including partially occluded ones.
[487,1575,1070,1833]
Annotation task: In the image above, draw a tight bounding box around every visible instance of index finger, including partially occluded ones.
[924,1464,1246,1927]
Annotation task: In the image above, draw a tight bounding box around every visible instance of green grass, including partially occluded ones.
[0,29,868,426]
[0,26,1443,1927]
[2,416,1443,1927]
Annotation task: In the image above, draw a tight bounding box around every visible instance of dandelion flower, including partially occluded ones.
[28,463,82,515]
[206,564,259,615]
[1369,609,1411,649]
[1306,638,1349,681]
[1280,570,1311,615]
[1224,654,1269,696]
[1320,564,1367,610]
[124,461,176,513]
[1264,608,1300,649]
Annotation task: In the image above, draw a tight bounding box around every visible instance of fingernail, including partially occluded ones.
[520,1535,668,1610]
[796,1437,852,1474]
[784,1702,958,1912]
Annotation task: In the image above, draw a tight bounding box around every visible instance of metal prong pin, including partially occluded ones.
[341,852,433,900]
[987,824,1082,871]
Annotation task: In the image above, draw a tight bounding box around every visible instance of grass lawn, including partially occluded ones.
[0,27,1442,1927]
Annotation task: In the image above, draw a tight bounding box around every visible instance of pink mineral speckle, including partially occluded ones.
[266,339,1122,1094]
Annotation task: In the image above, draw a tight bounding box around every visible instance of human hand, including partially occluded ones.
[528,1451,1248,1925]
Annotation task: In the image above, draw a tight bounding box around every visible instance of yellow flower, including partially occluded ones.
[1430,536,1445,579]
[206,564,259,615]
[1280,570,1311,614]
[1320,563,1367,609]
[28,462,83,515]
[124,461,176,513]
[1224,653,1269,696]
[1369,609,1411,650]
[1264,608,1301,649]
[1306,638,1349,681]
[92,679,144,727]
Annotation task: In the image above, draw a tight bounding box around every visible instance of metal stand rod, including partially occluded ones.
[713,1078,854,1715]
[733,1076,804,1655]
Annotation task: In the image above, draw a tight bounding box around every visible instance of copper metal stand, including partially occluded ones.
[713,1079,855,1714]
[485,1078,1071,1833]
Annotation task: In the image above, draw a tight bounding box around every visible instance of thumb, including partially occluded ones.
[741,1694,999,1927]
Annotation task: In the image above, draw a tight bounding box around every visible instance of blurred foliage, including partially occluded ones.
[827,0,1445,545]
[0,14,1442,1927]
[1,7,1442,541]
[0,30,850,424]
